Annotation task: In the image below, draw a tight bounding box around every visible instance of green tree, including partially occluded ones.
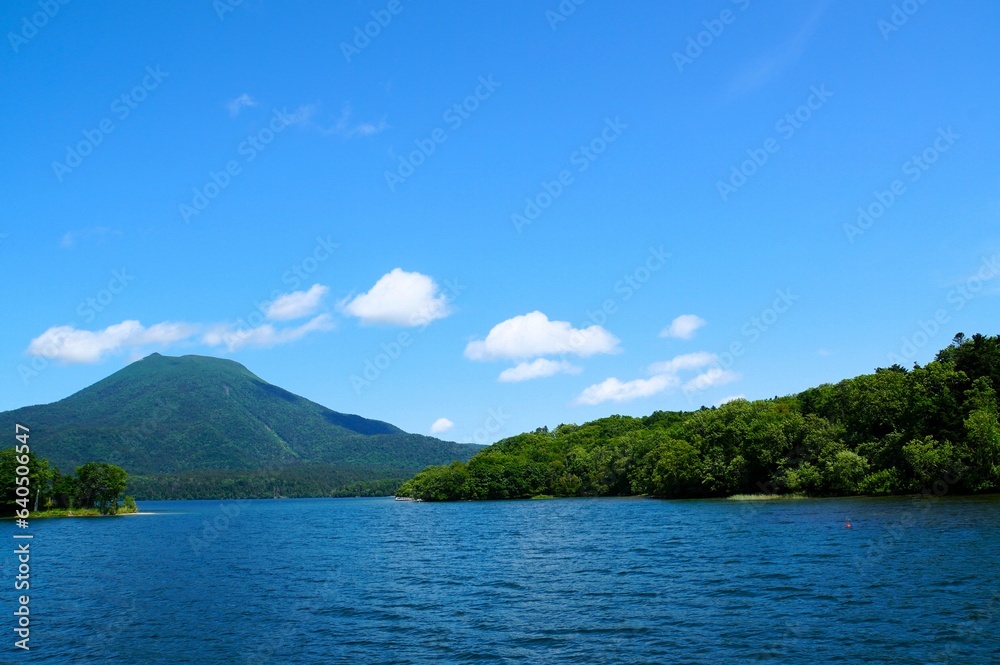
[0,448,53,516]
[75,462,129,514]
[783,463,823,494]
[825,450,869,494]
[902,436,963,492]
[640,437,702,498]
[49,469,78,509]
[781,415,846,494]
[962,377,1000,491]
[937,333,1000,396]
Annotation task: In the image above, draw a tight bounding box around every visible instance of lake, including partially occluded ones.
[5,495,999,663]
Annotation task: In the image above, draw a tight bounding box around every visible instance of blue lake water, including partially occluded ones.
[3,495,999,663]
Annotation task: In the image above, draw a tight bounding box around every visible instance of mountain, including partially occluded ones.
[398,333,1000,501]
[2,353,481,498]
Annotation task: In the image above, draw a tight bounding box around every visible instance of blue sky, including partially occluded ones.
[2,0,998,444]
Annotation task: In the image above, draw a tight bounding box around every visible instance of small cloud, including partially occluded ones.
[817,348,832,356]
[328,104,388,138]
[27,307,338,364]
[574,351,739,406]
[265,284,328,321]
[59,226,118,249]
[286,103,318,126]
[683,368,741,392]
[340,269,451,327]
[291,103,387,138]
[648,351,717,375]
[430,418,454,435]
[465,311,620,361]
[202,314,334,352]
[575,374,679,406]
[350,120,388,137]
[498,359,582,383]
[659,314,707,340]
[227,93,258,116]
[140,322,201,345]
[27,320,198,364]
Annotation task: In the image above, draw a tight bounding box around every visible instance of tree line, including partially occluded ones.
[0,450,133,516]
[397,333,1000,501]
[127,466,406,500]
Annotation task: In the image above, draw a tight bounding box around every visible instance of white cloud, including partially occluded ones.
[265,284,328,321]
[27,303,339,364]
[465,311,620,361]
[659,314,707,340]
[280,104,319,127]
[288,102,388,138]
[648,351,717,375]
[59,226,117,249]
[202,314,334,351]
[575,374,679,406]
[341,269,451,327]
[327,104,388,138]
[27,320,198,364]
[683,368,741,392]
[227,93,258,116]
[498,359,582,383]
[574,351,742,406]
[139,322,201,345]
[430,418,454,435]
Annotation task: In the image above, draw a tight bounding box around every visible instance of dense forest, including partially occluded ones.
[398,333,1000,501]
[127,465,406,500]
[0,449,134,515]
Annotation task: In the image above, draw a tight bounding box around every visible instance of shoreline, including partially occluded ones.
[4,507,141,519]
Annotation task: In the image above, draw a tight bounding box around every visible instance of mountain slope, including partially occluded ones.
[2,353,480,495]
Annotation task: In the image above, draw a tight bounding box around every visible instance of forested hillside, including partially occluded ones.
[2,353,480,499]
[398,333,1000,501]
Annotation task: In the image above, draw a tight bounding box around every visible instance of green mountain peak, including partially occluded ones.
[2,354,480,497]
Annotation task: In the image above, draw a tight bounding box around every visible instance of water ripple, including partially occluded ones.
[4,495,1000,663]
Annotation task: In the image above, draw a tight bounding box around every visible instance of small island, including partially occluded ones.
[1,450,137,518]
[398,333,1000,502]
